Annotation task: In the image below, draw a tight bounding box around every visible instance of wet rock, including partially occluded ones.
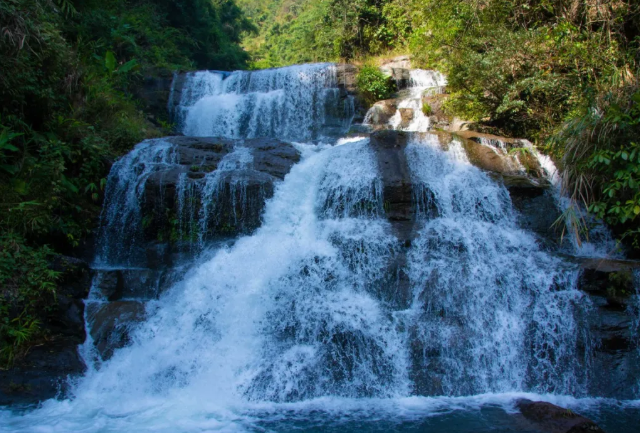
[369,130,417,310]
[88,301,147,360]
[579,259,640,306]
[0,256,91,406]
[516,399,607,433]
[493,174,560,246]
[0,338,85,406]
[366,100,399,126]
[336,63,358,94]
[93,269,167,301]
[575,259,640,398]
[139,136,300,259]
[399,108,414,128]
[456,131,544,177]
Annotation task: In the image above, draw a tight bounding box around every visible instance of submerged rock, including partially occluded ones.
[516,399,607,433]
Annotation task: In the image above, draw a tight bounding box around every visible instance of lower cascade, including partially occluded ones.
[2,63,639,432]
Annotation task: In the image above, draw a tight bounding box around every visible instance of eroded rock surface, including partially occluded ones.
[516,399,607,433]
[88,301,147,360]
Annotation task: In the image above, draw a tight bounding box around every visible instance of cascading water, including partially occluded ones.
[2,63,639,433]
[365,69,447,132]
[404,136,590,396]
[172,64,354,141]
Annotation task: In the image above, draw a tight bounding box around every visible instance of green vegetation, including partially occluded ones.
[238,0,640,253]
[356,66,396,105]
[0,0,252,365]
[2,0,640,365]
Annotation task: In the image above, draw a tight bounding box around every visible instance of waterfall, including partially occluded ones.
[172,64,354,141]
[2,63,639,433]
[365,69,447,132]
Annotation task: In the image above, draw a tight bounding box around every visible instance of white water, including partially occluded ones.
[2,64,639,432]
[173,64,354,141]
[366,69,447,132]
[96,139,178,267]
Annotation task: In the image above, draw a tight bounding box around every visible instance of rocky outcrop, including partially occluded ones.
[368,131,416,309]
[364,99,398,127]
[88,301,147,360]
[516,400,607,433]
[576,259,640,399]
[398,108,414,129]
[0,257,92,406]
[138,136,300,267]
[134,69,176,125]
[380,56,412,89]
[336,63,358,94]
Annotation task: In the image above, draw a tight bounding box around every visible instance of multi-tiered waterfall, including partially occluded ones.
[1,64,639,433]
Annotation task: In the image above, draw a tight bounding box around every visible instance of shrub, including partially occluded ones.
[357,66,396,106]
[0,234,60,366]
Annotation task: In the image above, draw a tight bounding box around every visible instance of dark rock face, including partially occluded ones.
[0,257,91,406]
[516,399,607,433]
[0,339,86,406]
[88,301,147,360]
[134,70,176,125]
[578,259,640,399]
[368,131,416,310]
[81,136,301,364]
[140,136,300,267]
[336,63,358,94]
[499,175,560,247]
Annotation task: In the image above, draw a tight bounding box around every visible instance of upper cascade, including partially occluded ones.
[365,69,447,132]
[169,63,355,142]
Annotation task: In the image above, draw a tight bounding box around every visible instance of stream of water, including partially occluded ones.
[1,63,639,433]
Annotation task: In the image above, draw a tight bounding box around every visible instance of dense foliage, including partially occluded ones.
[356,66,396,105]
[239,0,640,252]
[0,0,252,365]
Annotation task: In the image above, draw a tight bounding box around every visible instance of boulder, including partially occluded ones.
[365,100,399,126]
[336,63,358,94]
[456,131,544,177]
[380,56,412,89]
[516,399,607,433]
[399,108,415,129]
[88,301,147,360]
